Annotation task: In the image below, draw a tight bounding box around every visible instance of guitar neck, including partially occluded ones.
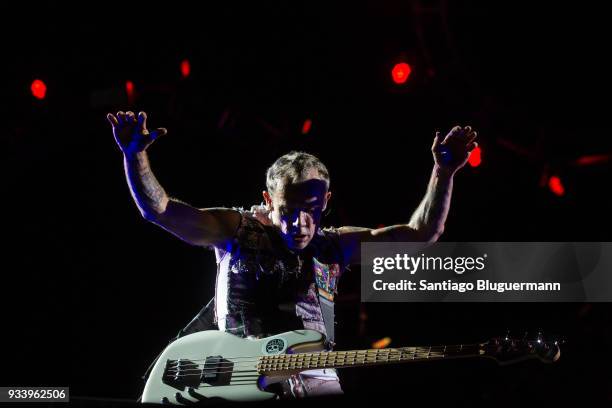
[258,343,485,374]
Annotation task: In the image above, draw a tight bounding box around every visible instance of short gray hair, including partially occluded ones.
[266,151,330,194]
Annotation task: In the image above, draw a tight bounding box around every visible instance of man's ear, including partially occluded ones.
[322,191,332,211]
[262,191,273,210]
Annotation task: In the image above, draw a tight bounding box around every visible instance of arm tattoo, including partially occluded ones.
[409,165,453,236]
[124,152,169,217]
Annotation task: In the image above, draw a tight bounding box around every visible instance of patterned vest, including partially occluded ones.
[214,209,345,339]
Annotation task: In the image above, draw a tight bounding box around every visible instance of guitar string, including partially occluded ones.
[156,341,552,387]
[166,353,450,373]
[164,348,470,370]
[157,353,450,396]
[163,352,453,378]
[183,344,476,361]
[165,352,450,373]
[164,344,478,365]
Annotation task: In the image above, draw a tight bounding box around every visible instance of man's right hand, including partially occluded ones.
[107,111,167,157]
[108,110,240,248]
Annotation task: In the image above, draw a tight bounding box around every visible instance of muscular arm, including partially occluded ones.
[338,165,452,265]
[407,164,453,239]
[338,126,477,265]
[124,151,240,247]
[123,151,169,219]
[109,111,241,247]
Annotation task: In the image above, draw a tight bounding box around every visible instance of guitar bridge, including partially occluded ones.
[162,356,234,391]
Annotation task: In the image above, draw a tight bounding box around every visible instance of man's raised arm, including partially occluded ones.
[338,125,478,265]
[107,111,240,247]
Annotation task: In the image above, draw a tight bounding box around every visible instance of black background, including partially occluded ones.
[3,1,611,406]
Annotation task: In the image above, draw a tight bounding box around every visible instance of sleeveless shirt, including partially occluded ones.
[214,208,345,340]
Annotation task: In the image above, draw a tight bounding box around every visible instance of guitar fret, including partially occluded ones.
[258,342,478,373]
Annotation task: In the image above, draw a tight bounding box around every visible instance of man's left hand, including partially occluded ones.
[432,125,478,174]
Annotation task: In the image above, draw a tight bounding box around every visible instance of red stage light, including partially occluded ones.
[575,154,611,166]
[180,59,191,78]
[125,80,135,104]
[31,79,47,100]
[391,62,412,84]
[468,146,482,167]
[125,80,134,95]
[301,119,312,135]
[548,176,565,196]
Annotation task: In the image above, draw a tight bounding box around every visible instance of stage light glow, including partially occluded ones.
[391,62,412,84]
[31,79,47,100]
[301,119,312,135]
[575,154,611,166]
[372,337,392,349]
[468,146,482,167]
[125,80,134,96]
[181,59,191,78]
[548,176,565,196]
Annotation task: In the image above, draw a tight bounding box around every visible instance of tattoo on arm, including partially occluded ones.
[124,152,169,217]
[409,165,453,236]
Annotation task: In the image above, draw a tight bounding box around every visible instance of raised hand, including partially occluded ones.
[106,111,167,157]
[432,125,478,174]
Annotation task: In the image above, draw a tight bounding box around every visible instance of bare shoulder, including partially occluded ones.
[337,226,372,233]
[197,206,243,218]
[334,226,376,248]
[195,207,243,234]
[152,203,243,247]
[334,226,373,265]
[336,226,373,237]
[335,224,426,265]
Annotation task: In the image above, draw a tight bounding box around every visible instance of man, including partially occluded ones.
[106,110,477,398]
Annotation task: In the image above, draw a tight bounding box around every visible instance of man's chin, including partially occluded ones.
[294,242,309,250]
[287,236,311,250]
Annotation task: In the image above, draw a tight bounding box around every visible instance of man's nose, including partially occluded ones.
[292,211,309,228]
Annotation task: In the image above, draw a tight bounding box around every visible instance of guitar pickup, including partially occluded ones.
[201,355,234,386]
[162,355,236,391]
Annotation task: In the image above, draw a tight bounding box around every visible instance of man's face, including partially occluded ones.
[263,175,331,251]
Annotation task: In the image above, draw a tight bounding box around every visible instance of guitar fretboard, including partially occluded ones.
[257,344,483,373]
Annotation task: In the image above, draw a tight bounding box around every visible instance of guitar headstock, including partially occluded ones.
[481,331,563,365]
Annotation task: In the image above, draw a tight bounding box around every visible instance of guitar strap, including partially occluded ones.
[318,295,336,348]
[140,297,217,384]
[176,297,218,337]
[312,257,338,349]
